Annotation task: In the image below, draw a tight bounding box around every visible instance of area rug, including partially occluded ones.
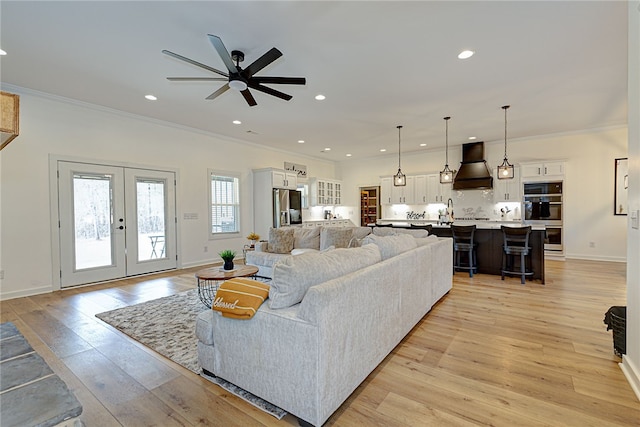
[95,289,286,419]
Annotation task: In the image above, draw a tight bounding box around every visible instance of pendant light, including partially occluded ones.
[497,105,514,179]
[439,116,456,183]
[393,125,406,186]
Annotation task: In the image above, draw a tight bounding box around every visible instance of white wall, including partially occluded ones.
[622,0,640,400]
[0,89,336,299]
[337,126,628,262]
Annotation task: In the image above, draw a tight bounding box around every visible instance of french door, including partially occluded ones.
[58,161,177,287]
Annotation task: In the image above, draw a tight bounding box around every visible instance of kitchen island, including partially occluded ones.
[377,220,545,284]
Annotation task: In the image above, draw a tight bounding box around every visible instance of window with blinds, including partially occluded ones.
[209,171,240,235]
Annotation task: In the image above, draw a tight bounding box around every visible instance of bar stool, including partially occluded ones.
[451,225,477,277]
[501,225,534,284]
[410,223,433,234]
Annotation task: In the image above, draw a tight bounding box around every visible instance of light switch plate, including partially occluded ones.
[632,209,639,230]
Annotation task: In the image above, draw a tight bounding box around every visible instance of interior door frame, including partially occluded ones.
[49,154,181,291]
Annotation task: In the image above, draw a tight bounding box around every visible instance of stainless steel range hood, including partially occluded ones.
[452,141,493,190]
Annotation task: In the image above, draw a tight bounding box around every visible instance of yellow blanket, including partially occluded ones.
[211,278,270,320]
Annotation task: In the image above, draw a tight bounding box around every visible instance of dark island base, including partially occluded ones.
[430,227,545,284]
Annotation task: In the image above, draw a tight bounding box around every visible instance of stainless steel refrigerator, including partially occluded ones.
[273,189,303,228]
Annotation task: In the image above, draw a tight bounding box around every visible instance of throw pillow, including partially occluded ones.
[293,226,321,249]
[362,233,417,260]
[269,243,381,309]
[291,248,319,256]
[268,227,295,254]
[320,227,353,250]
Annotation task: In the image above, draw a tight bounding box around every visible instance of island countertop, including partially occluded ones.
[378,219,545,231]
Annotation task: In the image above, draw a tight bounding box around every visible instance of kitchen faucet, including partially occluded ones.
[447,198,454,223]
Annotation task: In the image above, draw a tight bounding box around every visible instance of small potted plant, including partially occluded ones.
[246,232,260,248]
[219,249,236,270]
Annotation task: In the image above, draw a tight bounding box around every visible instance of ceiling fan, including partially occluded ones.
[162,34,306,106]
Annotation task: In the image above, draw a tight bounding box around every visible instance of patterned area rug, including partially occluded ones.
[95,289,286,419]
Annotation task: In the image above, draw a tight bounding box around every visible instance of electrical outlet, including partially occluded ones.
[204,246,208,253]
[0,270,4,280]
[589,242,595,248]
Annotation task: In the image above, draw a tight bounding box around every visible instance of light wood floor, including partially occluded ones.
[1,259,638,426]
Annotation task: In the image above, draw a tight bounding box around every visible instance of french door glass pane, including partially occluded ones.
[137,179,166,261]
[73,174,113,270]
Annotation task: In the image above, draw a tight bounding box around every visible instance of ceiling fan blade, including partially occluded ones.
[167,77,228,81]
[207,34,239,74]
[162,50,228,78]
[250,76,306,85]
[248,82,293,101]
[243,47,283,78]
[206,83,230,100]
[241,89,258,107]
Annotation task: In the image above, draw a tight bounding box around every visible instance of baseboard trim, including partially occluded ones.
[0,285,53,301]
[564,254,627,263]
[620,356,640,402]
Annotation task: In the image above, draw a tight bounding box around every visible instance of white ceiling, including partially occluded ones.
[0,1,628,162]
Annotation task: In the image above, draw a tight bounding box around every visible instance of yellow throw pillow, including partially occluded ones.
[212,278,270,320]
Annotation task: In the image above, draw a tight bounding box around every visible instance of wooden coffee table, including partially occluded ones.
[195,264,259,308]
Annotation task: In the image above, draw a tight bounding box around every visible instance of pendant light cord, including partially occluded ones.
[444,117,450,166]
[502,105,510,159]
[397,125,403,169]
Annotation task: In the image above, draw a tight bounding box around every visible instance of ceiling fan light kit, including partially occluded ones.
[497,105,515,180]
[162,34,306,106]
[439,116,456,184]
[393,125,406,187]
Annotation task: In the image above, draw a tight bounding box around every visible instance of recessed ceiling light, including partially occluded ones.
[232,120,242,125]
[315,94,326,101]
[145,94,157,101]
[346,154,352,157]
[380,148,387,152]
[0,49,6,56]
[420,143,427,147]
[468,136,477,140]
[298,140,305,144]
[458,50,474,59]
[324,147,331,151]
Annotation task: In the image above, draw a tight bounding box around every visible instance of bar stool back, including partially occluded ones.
[451,225,477,277]
[501,225,534,284]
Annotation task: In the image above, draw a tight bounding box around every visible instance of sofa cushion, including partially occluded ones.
[361,233,417,260]
[269,243,382,309]
[268,227,295,254]
[320,227,353,250]
[293,227,321,249]
[372,227,429,238]
[414,235,440,246]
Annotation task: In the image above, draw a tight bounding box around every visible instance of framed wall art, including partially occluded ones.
[614,158,628,215]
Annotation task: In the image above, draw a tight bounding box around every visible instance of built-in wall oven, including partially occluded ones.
[523,181,563,252]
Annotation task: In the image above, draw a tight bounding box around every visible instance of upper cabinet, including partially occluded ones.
[493,166,521,202]
[310,178,343,206]
[271,169,298,189]
[520,161,564,180]
[426,174,451,203]
[381,175,415,204]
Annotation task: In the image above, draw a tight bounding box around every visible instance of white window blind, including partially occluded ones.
[209,172,240,235]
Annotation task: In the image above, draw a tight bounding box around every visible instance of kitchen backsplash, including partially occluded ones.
[381,189,522,221]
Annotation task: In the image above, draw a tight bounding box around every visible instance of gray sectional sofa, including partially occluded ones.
[196,232,452,426]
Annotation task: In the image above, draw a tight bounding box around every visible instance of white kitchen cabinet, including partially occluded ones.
[380,175,414,204]
[520,161,564,180]
[390,175,415,204]
[380,177,393,205]
[310,178,343,206]
[426,174,451,203]
[493,166,521,202]
[414,175,428,204]
[271,169,298,189]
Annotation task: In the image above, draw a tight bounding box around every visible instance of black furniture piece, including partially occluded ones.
[410,223,433,233]
[451,225,477,277]
[501,225,534,284]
